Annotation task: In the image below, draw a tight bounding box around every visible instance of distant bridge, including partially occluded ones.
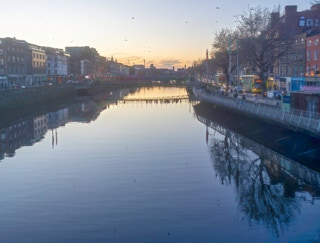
[120,95,190,103]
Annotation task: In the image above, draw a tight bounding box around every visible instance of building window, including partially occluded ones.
[299,16,305,27]
[308,40,312,46]
[315,39,319,45]
[307,19,314,26]
[315,50,319,60]
[307,50,311,61]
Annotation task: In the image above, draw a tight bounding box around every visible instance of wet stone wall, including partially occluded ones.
[0,84,76,110]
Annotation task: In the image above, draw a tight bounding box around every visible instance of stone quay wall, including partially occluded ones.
[0,84,76,110]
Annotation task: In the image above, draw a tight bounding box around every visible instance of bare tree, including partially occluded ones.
[192,58,206,81]
[211,28,238,90]
[236,6,292,95]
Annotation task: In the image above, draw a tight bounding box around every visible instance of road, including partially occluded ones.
[229,92,281,107]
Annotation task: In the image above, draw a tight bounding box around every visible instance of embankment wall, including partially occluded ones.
[0,84,76,110]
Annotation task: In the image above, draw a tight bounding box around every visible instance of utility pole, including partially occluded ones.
[236,36,239,86]
[228,36,232,89]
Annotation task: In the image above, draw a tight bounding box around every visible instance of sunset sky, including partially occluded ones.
[2,0,310,69]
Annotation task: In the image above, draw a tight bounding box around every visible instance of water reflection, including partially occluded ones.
[193,102,320,237]
[0,86,188,161]
[0,88,132,161]
[1,87,320,241]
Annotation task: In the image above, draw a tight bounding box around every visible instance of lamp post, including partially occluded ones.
[228,36,232,89]
[236,35,239,86]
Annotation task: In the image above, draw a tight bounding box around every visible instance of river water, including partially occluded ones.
[0,86,320,242]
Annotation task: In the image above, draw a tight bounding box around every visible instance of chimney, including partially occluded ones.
[285,5,297,14]
[311,4,320,11]
[270,12,280,27]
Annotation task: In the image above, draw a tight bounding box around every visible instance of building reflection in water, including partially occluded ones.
[194,103,320,237]
[0,88,130,160]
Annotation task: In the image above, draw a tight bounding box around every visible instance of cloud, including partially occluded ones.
[112,53,190,69]
[149,59,185,69]
[111,53,145,64]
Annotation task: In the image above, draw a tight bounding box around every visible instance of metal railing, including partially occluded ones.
[194,87,320,138]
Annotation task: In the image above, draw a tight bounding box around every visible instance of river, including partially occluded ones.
[0,86,319,242]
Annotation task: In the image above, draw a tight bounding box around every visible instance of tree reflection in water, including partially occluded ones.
[208,126,301,237]
[196,110,308,239]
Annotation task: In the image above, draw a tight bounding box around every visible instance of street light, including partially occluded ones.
[228,36,232,89]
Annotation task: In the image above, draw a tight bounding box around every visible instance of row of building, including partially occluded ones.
[0,37,187,89]
[200,4,320,114]
[204,4,320,86]
[0,38,105,88]
[277,4,320,78]
[263,4,320,114]
[259,4,320,81]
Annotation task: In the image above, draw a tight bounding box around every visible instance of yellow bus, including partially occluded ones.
[240,75,262,93]
[266,77,276,91]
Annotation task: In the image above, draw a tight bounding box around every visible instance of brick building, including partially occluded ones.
[305,30,320,76]
[0,37,28,88]
[279,4,320,37]
[272,4,320,78]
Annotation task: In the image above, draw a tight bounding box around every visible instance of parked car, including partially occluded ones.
[267,90,282,99]
[267,90,274,98]
[234,86,245,94]
[273,91,282,100]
